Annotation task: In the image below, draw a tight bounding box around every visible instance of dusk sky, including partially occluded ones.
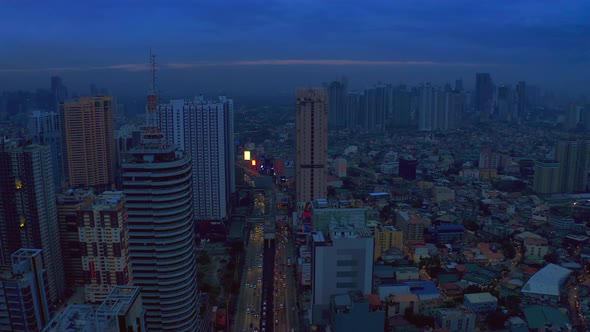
[1,0,588,96]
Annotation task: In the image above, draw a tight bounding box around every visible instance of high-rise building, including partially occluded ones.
[455,79,463,92]
[391,87,412,127]
[373,225,403,261]
[475,73,494,120]
[533,160,561,194]
[0,249,51,332]
[399,156,417,180]
[516,81,527,119]
[60,96,116,191]
[555,138,590,193]
[0,139,65,310]
[296,88,328,206]
[566,103,580,131]
[56,188,95,288]
[122,145,200,331]
[496,85,513,122]
[345,91,363,130]
[157,96,235,221]
[396,210,425,243]
[311,226,374,308]
[78,191,130,303]
[418,83,436,131]
[28,110,64,191]
[50,76,68,109]
[327,80,348,129]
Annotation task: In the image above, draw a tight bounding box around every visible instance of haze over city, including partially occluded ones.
[1,0,589,96]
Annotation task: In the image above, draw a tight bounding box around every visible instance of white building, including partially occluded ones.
[463,292,497,313]
[311,226,374,307]
[434,307,476,332]
[122,145,200,331]
[521,263,572,305]
[157,96,235,221]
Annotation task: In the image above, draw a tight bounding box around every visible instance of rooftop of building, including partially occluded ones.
[463,292,497,303]
[83,191,125,211]
[332,290,369,309]
[521,263,572,297]
[43,305,97,332]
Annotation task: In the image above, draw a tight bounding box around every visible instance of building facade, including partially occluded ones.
[0,140,65,310]
[0,249,51,332]
[157,96,235,221]
[60,96,116,191]
[533,160,561,194]
[374,225,403,261]
[122,145,199,331]
[78,191,130,303]
[296,88,328,205]
[28,110,64,191]
[555,138,590,193]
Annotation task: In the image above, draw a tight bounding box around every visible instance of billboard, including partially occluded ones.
[244,150,251,161]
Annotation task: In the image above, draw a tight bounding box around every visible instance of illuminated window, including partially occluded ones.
[15,179,22,190]
[20,217,26,228]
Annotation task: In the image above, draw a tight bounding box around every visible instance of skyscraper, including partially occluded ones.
[0,139,65,311]
[497,85,513,122]
[533,160,561,194]
[78,191,130,303]
[555,138,590,193]
[475,73,494,120]
[122,145,199,331]
[516,81,527,119]
[327,80,347,129]
[60,96,116,191]
[157,96,235,221]
[418,83,436,131]
[28,110,64,191]
[296,88,328,206]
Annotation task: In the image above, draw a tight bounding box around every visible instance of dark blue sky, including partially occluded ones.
[1,0,588,96]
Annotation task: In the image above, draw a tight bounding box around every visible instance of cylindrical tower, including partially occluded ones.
[122,146,199,331]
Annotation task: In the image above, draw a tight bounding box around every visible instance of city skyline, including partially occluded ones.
[0,1,589,96]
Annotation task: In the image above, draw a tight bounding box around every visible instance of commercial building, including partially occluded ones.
[434,307,476,332]
[122,144,199,331]
[521,263,572,305]
[533,160,561,194]
[43,286,145,332]
[463,292,498,313]
[60,96,116,191]
[78,191,130,303]
[373,225,403,261]
[0,249,50,332]
[396,210,425,243]
[157,96,235,221]
[310,199,366,234]
[327,291,385,332]
[296,88,328,206]
[311,226,374,308]
[56,188,95,288]
[0,139,65,309]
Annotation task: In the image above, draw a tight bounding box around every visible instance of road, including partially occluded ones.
[272,216,299,332]
[236,224,265,331]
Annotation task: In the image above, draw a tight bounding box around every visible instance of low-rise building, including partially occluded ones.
[433,307,476,332]
[328,291,385,332]
[523,237,548,264]
[374,225,404,261]
[521,263,572,306]
[463,292,497,313]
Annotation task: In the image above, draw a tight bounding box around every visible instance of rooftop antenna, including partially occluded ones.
[143,49,163,145]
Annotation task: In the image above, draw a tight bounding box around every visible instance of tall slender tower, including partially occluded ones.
[122,53,200,331]
[60,95,115,191]
[0,139,65,312]
[296,88,328,207]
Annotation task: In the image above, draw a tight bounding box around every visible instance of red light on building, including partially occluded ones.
[251,160,257,166]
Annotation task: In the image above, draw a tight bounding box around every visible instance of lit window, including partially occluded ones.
[20,217,26,228]
[15,179,22,190]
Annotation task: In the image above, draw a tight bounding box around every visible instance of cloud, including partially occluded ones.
[0,59,492,73]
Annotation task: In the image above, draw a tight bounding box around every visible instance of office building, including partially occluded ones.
[60,95,116,191]
[122,144,199,331]
[396,210,425,243]
[475,73,494,120]
[43,286,145,332]
[28,110,64,191]
[0,140,65,309]
[374,225,403,261]
[0,249,51,332]
[296,88,328,205]
[157,96,235,221]
[78,191,130,303]
[533,160,561,194]
[398,156,417,180]
[311,226,374,307]
[327,80,348,129]
[56,188,95,288]
[555,138,590,193]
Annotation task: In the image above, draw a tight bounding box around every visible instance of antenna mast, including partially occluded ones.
[144,49,163,143]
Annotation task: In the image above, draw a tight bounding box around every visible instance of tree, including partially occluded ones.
[486,310,508,329]
[544,252,559,264]
[501,241,516,259]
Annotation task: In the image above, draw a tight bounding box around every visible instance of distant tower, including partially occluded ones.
[28,110,64,190]
[475,73,494,120]
[60,95,116,191]
[327,80,347,129]
[296,88,328,207]
[555,138,590,193]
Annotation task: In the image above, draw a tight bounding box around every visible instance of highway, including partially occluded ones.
[236,224,264,331]
[272,215,299,332]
